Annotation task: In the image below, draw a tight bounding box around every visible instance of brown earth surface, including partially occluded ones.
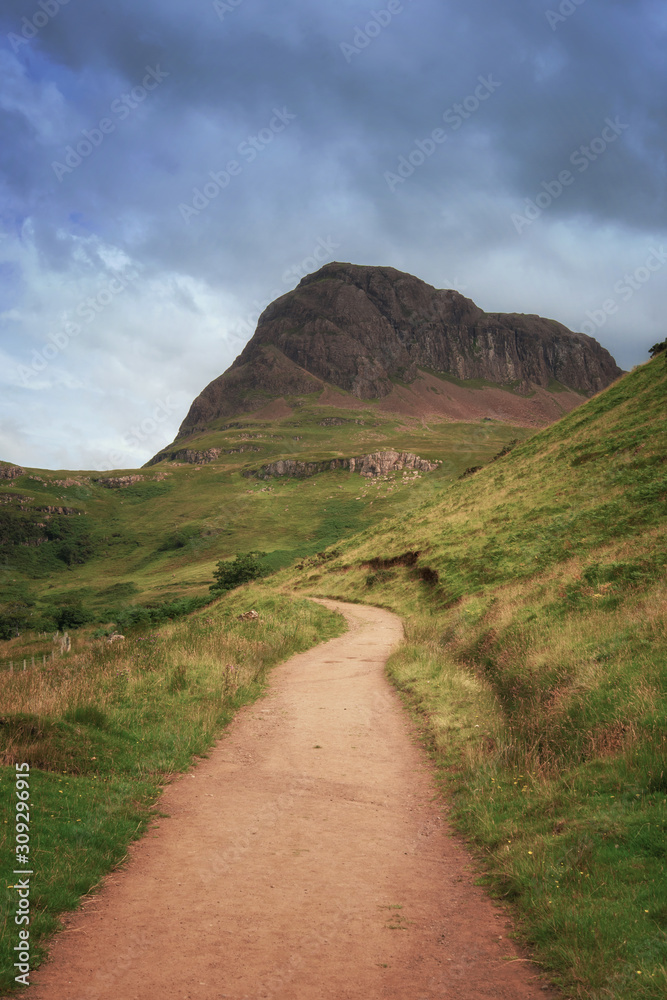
[28,600,553,1000]
[374,372,585,427]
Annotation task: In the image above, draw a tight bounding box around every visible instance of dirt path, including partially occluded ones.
[29,600,549,1000]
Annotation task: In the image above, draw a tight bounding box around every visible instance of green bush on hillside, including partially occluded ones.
[0,602,33,640]
[210,551,267,592]
[0,509,96,573]
[158,524,202,551]
[110,595,212,632]
[53,601,94,631]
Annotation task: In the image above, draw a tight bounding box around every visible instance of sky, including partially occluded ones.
[0,0,665,471]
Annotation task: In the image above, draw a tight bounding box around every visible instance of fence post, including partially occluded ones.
[23,660,26,671]
[43,654,46,667]
[31,655,35,668]
[9,661,12,673]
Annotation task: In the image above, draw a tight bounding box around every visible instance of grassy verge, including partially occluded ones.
[0,587,345,993]
[384,570,667,999]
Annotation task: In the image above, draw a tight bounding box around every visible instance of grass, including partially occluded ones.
[1,352,661,995]
[0,587,346,992]
[0,411,526,643]
[275,356,667,998]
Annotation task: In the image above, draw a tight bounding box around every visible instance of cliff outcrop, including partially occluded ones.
[174,262,623,440]
[244,450,440,480]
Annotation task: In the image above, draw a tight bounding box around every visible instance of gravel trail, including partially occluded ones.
[29,600,549,1000]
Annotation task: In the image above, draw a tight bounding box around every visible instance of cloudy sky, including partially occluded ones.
[1,0,665,470]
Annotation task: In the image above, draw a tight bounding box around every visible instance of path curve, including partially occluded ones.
[29,600,549,1000]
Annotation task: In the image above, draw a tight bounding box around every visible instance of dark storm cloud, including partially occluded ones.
[3,1,664,255]
[0,0,665,467]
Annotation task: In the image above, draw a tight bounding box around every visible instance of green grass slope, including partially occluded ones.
[279,356,667,998]
[0,405,526,658]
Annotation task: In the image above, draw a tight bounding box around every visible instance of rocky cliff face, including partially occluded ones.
[244,451,440,480]
[175,262,623,439]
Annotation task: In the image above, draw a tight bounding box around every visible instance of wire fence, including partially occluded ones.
[1,646,61,675]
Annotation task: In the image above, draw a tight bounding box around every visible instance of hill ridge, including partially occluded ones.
[169,261,622,450]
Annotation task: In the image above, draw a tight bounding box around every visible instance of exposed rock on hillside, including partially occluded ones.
[244,450,439,480]
[146,445,262,467]
[35,506,82,516]
[175,262,623,440]
[95,475,145,488]
[0,464,25,479]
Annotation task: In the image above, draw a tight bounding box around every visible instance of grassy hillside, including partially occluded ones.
[277,356,667,998]
[2,353,660,996]
[0,403,526,659]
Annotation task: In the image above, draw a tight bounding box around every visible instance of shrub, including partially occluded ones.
[110,595,211,633]
[54,601,93,631]
[210,551,267,592]
[0,602,33,640]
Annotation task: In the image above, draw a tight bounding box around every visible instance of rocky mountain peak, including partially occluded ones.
[172,262,623,441]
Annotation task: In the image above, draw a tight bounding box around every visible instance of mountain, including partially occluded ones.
[0,262,626,641]
[166,262,623,452]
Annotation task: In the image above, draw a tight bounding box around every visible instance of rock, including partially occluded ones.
[0,464,25,479]
[171,262,624,440]
[351,451,438,476]
[36,506,82,516]
[145,445,262,467]
[95,476,144,489]
[244,450,437,480]
[237,610,259,621]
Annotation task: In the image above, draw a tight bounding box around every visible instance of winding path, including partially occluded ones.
[30,600,549,1000]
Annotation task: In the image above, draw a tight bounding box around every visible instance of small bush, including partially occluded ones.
[54,601,93,631]
[158,525,201,551]
[210,551,267,593]
[0,602,33,640]
[110,595,211,633]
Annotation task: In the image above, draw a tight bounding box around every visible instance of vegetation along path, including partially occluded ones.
[29,600,549,1000]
